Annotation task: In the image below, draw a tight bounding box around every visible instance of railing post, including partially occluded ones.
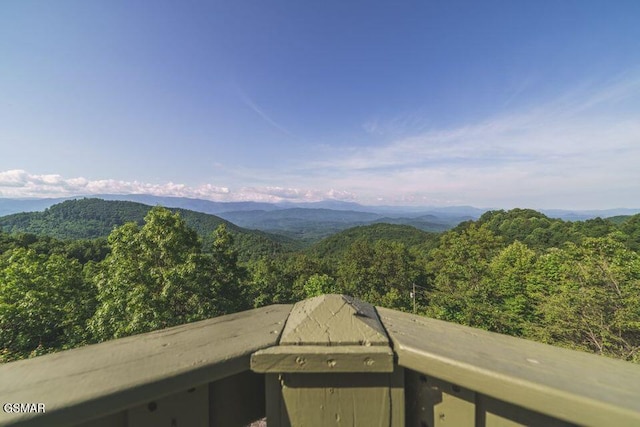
[251,294,404,426]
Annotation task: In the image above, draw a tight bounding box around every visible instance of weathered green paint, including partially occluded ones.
[127,385,208,427]
[265,374,284,426]
[266,368,405,426]
[252,345,394,373]
[279,294,389,346]
[0,304,292,427]
[405,370,475,427]
[73,411,126,427]
[5,295,639,427]
[256,295,403,426]
[476,393,572,427]
[378,306,640,427]
[209,371,265,427]
[404,370,571,427]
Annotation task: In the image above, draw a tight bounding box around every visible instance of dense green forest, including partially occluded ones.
[0,198,301,260]
[1,201,639,364]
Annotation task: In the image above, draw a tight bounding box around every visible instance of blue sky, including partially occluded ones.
[1,1,639,209]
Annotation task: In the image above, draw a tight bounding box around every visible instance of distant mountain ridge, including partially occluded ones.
[0,198,300,260]
[1,194,639,225]
[0,194,487,217]
[0,197,71,217]
[0,196,483,243]
[215,208,461,242]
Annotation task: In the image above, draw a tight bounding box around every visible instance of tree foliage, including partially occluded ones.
[426,223,504,328]
[2,205,640,364]
[337,239,422,311]
[90,207,246,339]
[531,237,640,362]
[246,253,329,307]
[0,249,94,361]
[486,241,538,335]
[0,198,295,262]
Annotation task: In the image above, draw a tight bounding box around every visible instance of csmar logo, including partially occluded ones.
[3,403,46,413]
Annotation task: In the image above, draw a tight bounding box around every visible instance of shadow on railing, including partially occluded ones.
[1,294,639,427]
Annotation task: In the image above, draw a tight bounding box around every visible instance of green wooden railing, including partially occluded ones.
[1,294,639,426]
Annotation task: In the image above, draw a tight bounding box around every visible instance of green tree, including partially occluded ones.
[246,253,329,307]
[247,257,294,307]
[337,240,419,310]
[302,273,337,298]
[426,223,504,328]
[618,214,640,252]
[487,241,538,335]
[205,224,249,313]
[0,248,93,361]
[90,207,244,340]
[571,217,617,240]
[532,237,640,362]
[473,209,573,251]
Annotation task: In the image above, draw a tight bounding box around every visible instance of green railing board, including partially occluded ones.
[122,385,208,427]
[404,370,573,427]
[209,371,266,427]
[73,373,265,427]
[73,411,126,427]
[475,392,574,427]
[252,345,394,373]
[378,306,640,427]
[404,369,476,427]
[3,295,639,427]
[0,304,292,427]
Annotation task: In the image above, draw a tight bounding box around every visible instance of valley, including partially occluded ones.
[1,197,640,366]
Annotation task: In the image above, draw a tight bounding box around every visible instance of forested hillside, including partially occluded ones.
[0,198,300,260]
[305,223,440,260]
[1,202,639,365]
[217,207,453,242]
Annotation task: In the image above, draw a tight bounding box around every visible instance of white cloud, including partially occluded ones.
[0,170,228,199]
[0,169,355,204]
[0,170,30,187]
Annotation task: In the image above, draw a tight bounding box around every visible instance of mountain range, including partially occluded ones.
[0,198,300,260]
[0,195,478,242]
[2,195,640,243]
[0,198,453,265]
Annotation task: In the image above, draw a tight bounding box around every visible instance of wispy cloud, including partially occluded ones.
[239,91,296,138]
[227,186,356,203]
[362,110,431,137]
[303,74,640,208]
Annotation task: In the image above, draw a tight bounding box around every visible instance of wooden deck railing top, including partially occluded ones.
[1,294,639,427]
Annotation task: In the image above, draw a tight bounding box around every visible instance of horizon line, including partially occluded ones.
[1,193,640,214]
